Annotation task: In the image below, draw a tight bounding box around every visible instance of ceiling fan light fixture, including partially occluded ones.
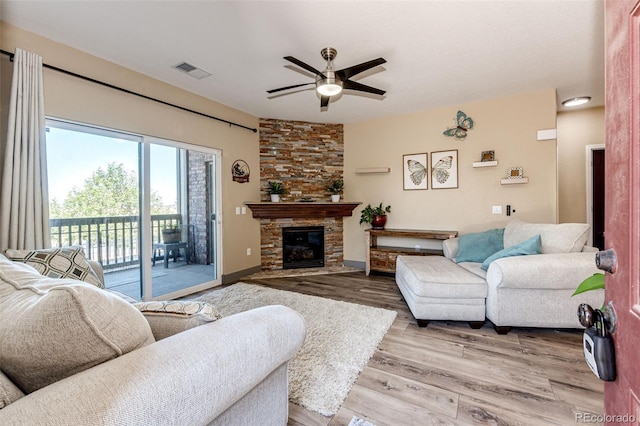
[316,80,343,96]
[562,96,591,107]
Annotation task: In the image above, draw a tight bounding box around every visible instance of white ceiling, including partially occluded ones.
[2,1,604,124]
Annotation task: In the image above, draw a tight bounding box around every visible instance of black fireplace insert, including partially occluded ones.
[282,226,324,269]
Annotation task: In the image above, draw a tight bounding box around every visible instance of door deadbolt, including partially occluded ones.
[596,249,617,274]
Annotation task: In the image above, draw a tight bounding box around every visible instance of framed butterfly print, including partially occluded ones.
[403,153,428,190]
[430,149,458,189]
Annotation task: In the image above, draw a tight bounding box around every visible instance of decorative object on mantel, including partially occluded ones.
[481,150,495,162]
[355,167,391,174]
[473,150,498,168]
[501,166,529,184]
[325,179,344,202]
[431,149,458,189]
[231,159,250,183]
[267,181,287,202]
[506,166,524,179]
[360,203,391,230]
[403,153,428,190]
[443,110,475,141]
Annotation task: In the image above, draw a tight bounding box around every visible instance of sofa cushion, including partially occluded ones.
[134,300,222,340]
[0,370,24,409]
[4,246,103,288]
[503,220,589,254]
[455,228,504,263]
[481,234,542,271]
[396,256,487,298]
[0,256,155,394]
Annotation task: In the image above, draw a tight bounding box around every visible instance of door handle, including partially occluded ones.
[596,248,617,274]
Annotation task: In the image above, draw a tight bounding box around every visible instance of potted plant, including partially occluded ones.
[326,179,344,202]
[359,203,391,229]
[267,181,287,202]
[162,226,182,243]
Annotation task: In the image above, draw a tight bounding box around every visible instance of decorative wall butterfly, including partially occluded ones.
[443,110,475,141]
[432,155,453,184]
[407,159,427,185]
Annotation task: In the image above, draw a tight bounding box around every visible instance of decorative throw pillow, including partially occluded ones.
[0,256,155,393]
[4,246,103,288]
[455,228,505,263]
[134,300,222,340]
[481,234,542,271]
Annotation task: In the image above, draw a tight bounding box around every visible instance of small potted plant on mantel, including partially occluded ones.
[326,179,344,202]
[360,203,391,229]
[267,181,287,202]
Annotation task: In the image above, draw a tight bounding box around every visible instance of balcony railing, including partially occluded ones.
[50,214,182,270]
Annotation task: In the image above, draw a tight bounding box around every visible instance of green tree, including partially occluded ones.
[51,162,174,218]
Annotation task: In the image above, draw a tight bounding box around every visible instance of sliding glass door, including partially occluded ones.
[46,119,221,300]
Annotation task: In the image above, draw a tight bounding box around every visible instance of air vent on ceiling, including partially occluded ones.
[173,61,212,80]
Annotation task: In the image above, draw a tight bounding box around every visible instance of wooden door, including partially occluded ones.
[604,0,640,420]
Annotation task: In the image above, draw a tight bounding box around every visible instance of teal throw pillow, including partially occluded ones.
[455,228,505,263]
[481,234,542,271]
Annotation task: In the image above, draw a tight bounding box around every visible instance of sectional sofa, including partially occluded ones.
[396,220,605,333]
[0,249,306,425]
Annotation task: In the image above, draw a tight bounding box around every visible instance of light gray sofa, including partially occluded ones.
[396,220,605,333]
[0,252,306,425]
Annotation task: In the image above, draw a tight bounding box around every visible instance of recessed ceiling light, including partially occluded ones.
[562,97,591,107]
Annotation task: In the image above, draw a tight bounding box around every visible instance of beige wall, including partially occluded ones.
[557,107,605,223]
[0,22,261,276]
[343,89,558,263]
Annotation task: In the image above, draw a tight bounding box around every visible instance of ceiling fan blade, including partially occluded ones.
[343,80,386,96]
[267,82,315,94]
[320,95,330,111]
[284,56,326,78]
[336,58,386,80]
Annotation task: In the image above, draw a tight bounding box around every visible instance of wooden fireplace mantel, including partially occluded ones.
[244,202,361,219]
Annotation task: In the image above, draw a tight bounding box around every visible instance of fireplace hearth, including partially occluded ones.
[282,226,324,269]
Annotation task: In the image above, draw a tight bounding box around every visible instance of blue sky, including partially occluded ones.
[46,126,178,208]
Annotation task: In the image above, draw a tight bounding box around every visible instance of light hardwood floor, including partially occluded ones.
[242,272,604,426]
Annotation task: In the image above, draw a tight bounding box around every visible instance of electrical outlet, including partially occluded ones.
[492,205,502,214]
[241,207,247,215]
[246,248,251,256]
[235,207,241,215]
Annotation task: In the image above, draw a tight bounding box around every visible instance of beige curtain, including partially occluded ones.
[0,48,50,250]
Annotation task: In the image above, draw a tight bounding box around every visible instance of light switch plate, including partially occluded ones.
[492,205,502,214]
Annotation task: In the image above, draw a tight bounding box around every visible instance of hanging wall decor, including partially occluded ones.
[443,110,475,141]
[231,159,250,183]
[403,153,428,190]
[431,149,459,189]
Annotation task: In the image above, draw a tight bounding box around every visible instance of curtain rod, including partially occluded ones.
[0,49,257,133]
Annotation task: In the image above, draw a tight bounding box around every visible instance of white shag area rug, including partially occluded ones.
[197,282,397,416]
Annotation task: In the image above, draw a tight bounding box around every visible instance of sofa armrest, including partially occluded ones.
[486,252,600,290]
[0,305,306,426]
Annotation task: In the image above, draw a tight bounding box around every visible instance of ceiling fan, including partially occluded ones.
[267,47,386,111]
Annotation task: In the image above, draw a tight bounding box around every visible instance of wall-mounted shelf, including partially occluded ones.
[355,167,391,174]
[472,160,498,168]
[500,178,529,185]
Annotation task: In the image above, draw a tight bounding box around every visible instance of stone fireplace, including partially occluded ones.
[245,202,360,271]
[251,118,354,271]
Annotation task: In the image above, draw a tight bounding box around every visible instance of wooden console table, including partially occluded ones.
[365,228,458,275]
